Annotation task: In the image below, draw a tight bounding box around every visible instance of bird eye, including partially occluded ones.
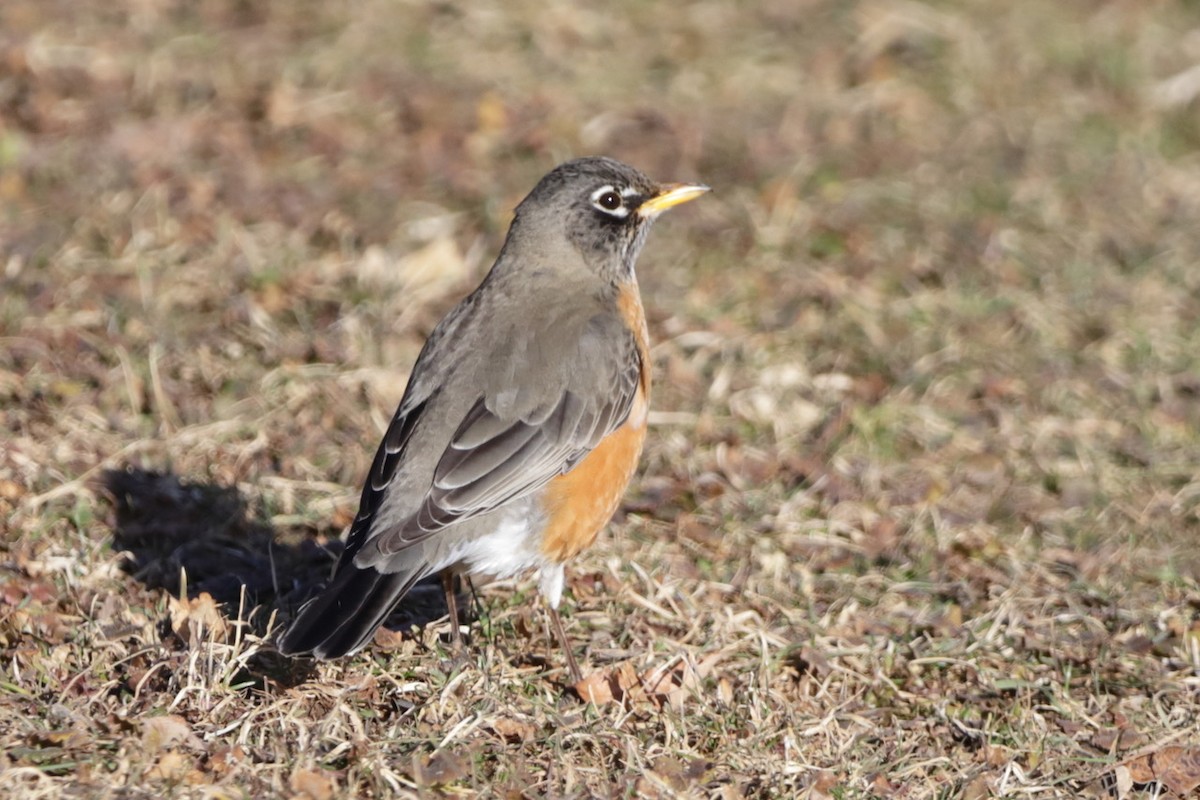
[596,191,623,211]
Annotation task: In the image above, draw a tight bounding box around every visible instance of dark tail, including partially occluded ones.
[277,563,426,660]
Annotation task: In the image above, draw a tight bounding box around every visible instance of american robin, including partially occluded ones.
[277,157,708,681]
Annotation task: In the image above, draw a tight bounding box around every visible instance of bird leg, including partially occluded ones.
[441,571,464,653]
[547,604,583,685]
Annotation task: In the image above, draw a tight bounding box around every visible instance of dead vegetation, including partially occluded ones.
[4,0,1200,797]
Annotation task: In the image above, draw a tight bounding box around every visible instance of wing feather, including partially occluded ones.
[338,396,428,570]
[435,422,541,489]
[381,326,643,551]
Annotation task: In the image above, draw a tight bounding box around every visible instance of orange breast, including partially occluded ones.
[539,282,651,562]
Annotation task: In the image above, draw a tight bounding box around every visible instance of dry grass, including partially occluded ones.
[4,0,1200,797]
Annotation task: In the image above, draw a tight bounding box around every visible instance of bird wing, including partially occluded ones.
[414,343,641,537]
[343,311,644,566]
[334,392,428,571]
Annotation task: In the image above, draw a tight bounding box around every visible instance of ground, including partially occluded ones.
[3,0,1200,797]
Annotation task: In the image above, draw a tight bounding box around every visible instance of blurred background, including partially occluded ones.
[4,0,1200,796]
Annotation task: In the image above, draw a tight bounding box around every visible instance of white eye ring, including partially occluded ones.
[590,185,629,217]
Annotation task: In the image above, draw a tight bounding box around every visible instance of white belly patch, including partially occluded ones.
[436,500,568,608]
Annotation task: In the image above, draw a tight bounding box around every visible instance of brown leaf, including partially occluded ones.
[290,767,337,800]
[145,750,195,782]
[716,676,734,705]
[1120,746,1200,794]
[577,655,719,709]
[649,756,710,790]
[371,625,410,650]
[142,714,200,753]
[643,659,703,711]
[574,661,642,706]
[1092,727,1147,753]
[489,716,537,744]
[868,772,907,795]
[30,729,90,750]
[675,512,721,548]
[807,770,840,799]
[208,745,247,776]
[1125,752,1158,783]
[413,749,468,786]
[169,591,229,645]
[1157,746,1200,793]
[984,743,1013,768]
[633,758,711,800]
[1,577,57,606]
[568,570,622,600]
[961,774,991,800]
[861,516,902,561]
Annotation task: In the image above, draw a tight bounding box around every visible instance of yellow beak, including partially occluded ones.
[637,182,711,218]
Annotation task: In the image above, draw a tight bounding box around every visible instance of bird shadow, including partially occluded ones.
[97,467,453,687]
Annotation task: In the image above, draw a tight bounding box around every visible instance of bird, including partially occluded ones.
[277,156,709,681]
